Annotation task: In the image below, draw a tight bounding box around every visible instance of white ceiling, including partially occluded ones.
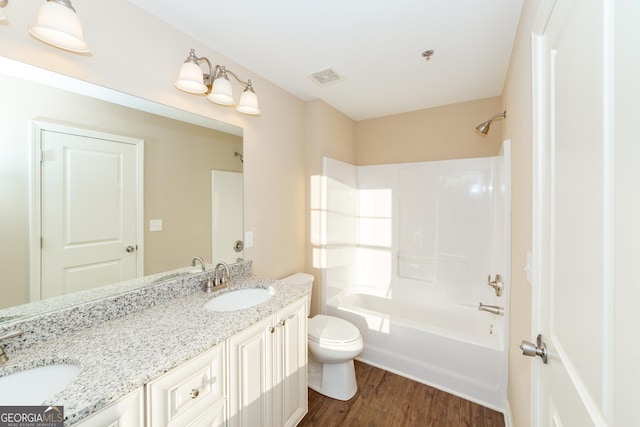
[128,0,524,121]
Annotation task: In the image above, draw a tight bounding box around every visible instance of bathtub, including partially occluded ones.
[325,292,507,411]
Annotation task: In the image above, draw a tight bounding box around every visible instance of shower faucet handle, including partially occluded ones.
[487,274,504,297]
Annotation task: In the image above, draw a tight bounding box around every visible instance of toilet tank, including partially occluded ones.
[281,273,314,316]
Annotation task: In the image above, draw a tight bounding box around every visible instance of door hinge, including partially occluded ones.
[38,150,44,162]
[40,237,43,248]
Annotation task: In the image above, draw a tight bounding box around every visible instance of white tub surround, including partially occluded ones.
[319,151,511,411]
[0,264,309,426]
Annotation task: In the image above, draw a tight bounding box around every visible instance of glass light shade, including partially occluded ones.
[236,90,261,115]
[207,77,234,105]
[175,62,207,94]
[0,7,7,21]
[29,1,90,53]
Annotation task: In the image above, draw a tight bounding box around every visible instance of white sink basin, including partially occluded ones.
[0,364,81,405]
[204,288,274,312]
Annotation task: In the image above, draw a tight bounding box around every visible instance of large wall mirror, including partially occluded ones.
[0,58,244,321]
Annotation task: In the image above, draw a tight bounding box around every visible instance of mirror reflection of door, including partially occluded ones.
[37,122,143,299]
[211,170,243,264]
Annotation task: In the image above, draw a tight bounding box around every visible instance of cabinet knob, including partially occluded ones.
[189,388,200,399]
[268,326,275,333]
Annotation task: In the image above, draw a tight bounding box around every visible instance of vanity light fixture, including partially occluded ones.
[29,0,90,53]
[175,49,261,116]
[0,0,8,21]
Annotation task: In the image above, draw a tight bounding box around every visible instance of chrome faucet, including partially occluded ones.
[478,303,504,316]
[214,262,231,288]
[0,330,24,364]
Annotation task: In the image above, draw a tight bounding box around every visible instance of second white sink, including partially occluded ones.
[0,364,81,405]
[204,288,274,312]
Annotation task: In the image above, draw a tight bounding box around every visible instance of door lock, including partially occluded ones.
[520,334,548,364]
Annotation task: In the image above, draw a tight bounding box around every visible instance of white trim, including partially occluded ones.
[530,28,547,427]
[29,120,145,301]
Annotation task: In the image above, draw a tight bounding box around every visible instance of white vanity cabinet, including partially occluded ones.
[70,296,307,427]
[146,342,226,427]
[72,389,144,427]
[227,298,307,427]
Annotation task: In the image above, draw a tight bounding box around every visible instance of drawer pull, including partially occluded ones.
[189,388,200,399]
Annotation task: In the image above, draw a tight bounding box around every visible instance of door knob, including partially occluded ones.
[126,245,136,253]
[520,334,548,364]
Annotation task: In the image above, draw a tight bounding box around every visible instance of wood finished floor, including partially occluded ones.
[298,361,505,427]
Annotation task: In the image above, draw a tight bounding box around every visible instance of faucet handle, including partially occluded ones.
[487,274,504,297]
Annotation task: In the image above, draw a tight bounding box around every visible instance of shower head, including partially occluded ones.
[234,151,244,164]
[475,111,507,135]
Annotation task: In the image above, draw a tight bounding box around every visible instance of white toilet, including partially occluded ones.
[282,273,363,401]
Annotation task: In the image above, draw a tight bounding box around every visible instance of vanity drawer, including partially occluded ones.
[146,342,226,426]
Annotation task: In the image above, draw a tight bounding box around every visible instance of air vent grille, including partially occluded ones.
[308,67,344,86]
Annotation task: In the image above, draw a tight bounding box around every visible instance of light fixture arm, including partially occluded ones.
[214,65,254,90]
[183,50,254,93]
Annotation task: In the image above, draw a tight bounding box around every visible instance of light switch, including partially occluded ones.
[244,231,254,248]
[149,219,163,232]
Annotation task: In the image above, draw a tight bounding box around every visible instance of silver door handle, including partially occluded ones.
[520,334,548,364]
[126,245,136,253]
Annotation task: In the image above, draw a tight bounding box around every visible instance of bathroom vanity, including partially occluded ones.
[0,264,309,427]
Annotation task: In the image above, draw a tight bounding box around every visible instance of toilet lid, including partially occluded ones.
[308,315,361,344]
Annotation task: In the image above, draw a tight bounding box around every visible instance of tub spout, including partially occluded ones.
[478,303,504,316]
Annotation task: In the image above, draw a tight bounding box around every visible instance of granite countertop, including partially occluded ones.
[0,275,310,425]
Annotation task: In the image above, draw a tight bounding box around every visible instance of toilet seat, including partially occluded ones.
[308,314,361,345]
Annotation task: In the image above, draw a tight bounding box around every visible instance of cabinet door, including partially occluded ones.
[227,316,274,427]
[146,343,226,427]
[275,299,307,427]
[72,388,143,427]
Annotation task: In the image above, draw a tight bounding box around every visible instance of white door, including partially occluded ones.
[211,170,243,263]
[37,123,143,299]
[531,0,613,425]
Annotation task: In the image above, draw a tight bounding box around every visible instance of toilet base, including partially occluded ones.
[308,353,357,401]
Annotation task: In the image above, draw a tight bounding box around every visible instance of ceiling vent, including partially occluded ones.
[308,67,344,86]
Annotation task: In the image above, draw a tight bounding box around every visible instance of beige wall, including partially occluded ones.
[501,0,541,425]
[0,0,307,281]
[304,99,357,315]
[0,73,242,308]
[356,96,504,165]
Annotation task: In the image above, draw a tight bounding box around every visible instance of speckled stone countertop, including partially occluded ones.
[0,274,310,425]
